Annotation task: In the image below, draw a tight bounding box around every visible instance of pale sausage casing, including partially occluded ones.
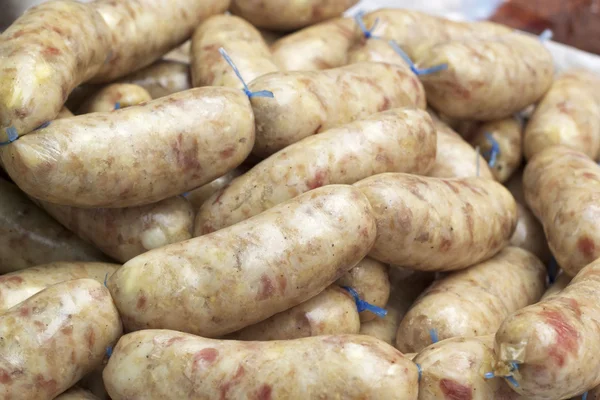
[1,87,254,208]
[249,62,426,157]
[510,203,552,264]
[0,0,110,139]
[191,14,278,88]
[523,146,600,276]
[185,167,248,210]
[494,259,600,400]
[77,83,152,114]
[354,173,517,271]
[0,178,106,274]
[0,261,118,312]
[196,108,437,234]
[0,279,122,400]
[118,60,191,99]
[396,247,546,353]
[103,330,418,400]
[108,185,376,337]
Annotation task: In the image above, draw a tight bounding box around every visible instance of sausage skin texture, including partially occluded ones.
[53,387,100,400]
[249,62,426,158]
[191,15,278,88]
[416,33,554,121]
[494,258,600,399]
[336,257,390,322]
[524,69,600,161]
[354,173,517,271]
[103,330,418,400]
[229,0,359,31]
[0,261,118,313]
[37,196,194,263]
[271,18,361,71]
[523,146,600,276]
[0,279,122,400]
[510,203,552,265]
[90,0,230,82]
[77,83,152,114]
[1,87,254,208]
[117,60,191,99]
[469,117,523,183]
[0,1,110,139]
[396,247,546,353]
[163,40,191,64]
[185,166,248,210]
[225,286,360,340]
[196,108,436,234]
[0,178,106,274]
[347,39,412,71]
[415,335,524,400]
[108,185,376,337]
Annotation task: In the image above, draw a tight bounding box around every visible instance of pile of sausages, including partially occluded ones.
[1,1,600,399]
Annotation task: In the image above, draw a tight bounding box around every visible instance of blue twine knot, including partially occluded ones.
[484,132,500,168]
[484,361,520,388]
[341,286,387,318]
[106,346,113,358]
[218,48,274,99]
[0,126,19,146]
[354,11,380,40]
[416,363,422,382]
[583,391,589,400]
[114,102,121,110]
[388,40,448,76]
[429,328,439,344]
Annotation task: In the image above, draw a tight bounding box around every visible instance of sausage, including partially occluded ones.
[1,87,254,208]
[229,0,359,31]
[53,387,100,400]
[271,18,361,71]
[90,0,230,82]
[347,39,412,71]
[224,286,360,340]
[0,261,118,312]
[77,84,152,114]
[196,108,436,234]
[469,117,523,182]
[336,257,390,323]
[354,173,517,271]
[0,0,110,139]
[249,62,426,157]
[494,258,600,399]
[523,146,600,276]
[77,368,110,400]
[510,203,552,264]
[0,279,122,400]
[191,14,278,88]
[414,335,524,400]
[396,247,546,353]
[0,178,106,274]
[117,60,191,99]
[416,32,554,120]
[185,166,248,210]
[524,69,600,160]
[541,272,572,300]
[163,40,191,64]
[108,185,376,337]
[37,196,194,263]
[57,107,74,119]
[103,330,418,400]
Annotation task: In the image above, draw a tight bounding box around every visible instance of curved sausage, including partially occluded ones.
[354,173,517,271]
[163,40,191,64]
[118,60,191,99]
[0,0,110,139]
[191,14,278,88]
[1,87,254,208]
[510,203,552,264]
[196,108,436,234]
[249,62,426,157]
[108,185,376,337]
[0,279,122,400]
[0,178,106,274]
[77,84,152,114]
[103,330,418,400]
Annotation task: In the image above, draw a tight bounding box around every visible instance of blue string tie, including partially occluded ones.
[548,257,558,284]
[114,102,121,110]
[416,363,422,381]
[484,361,520,388]
[218,48,274,99]
[341,286,387,318]
[0,126,19,146]
[106,346,113,358]
[104,273,109,288]
[484,132,500,168]
[354,11,380,40]
[388,40,448,76]
[429,328,439,344]
[539,29,553,42]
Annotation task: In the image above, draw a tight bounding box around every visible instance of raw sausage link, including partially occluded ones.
[77,83,152,114]
[347,39,412,71]
[196,108,436,234]
[510,203,552,265]
[225,286,360,340]
[354,173,517,271]
[524,69,600,160]
[523,146,600,276]
[37,196,194,263]
[494,258,600,399]
[0,0,110,138]
[1,87,254,208]
[185,166,248,210]
[0,178,106,274]
[0,261,118,312]
[397,247,546,353]
[90,0,230,82]
[0,279,122,400]
[249,62,426,157]
[117,60,191,99]
[103,330,418,400]
[108,185,376,337]
[191,14,278,88]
